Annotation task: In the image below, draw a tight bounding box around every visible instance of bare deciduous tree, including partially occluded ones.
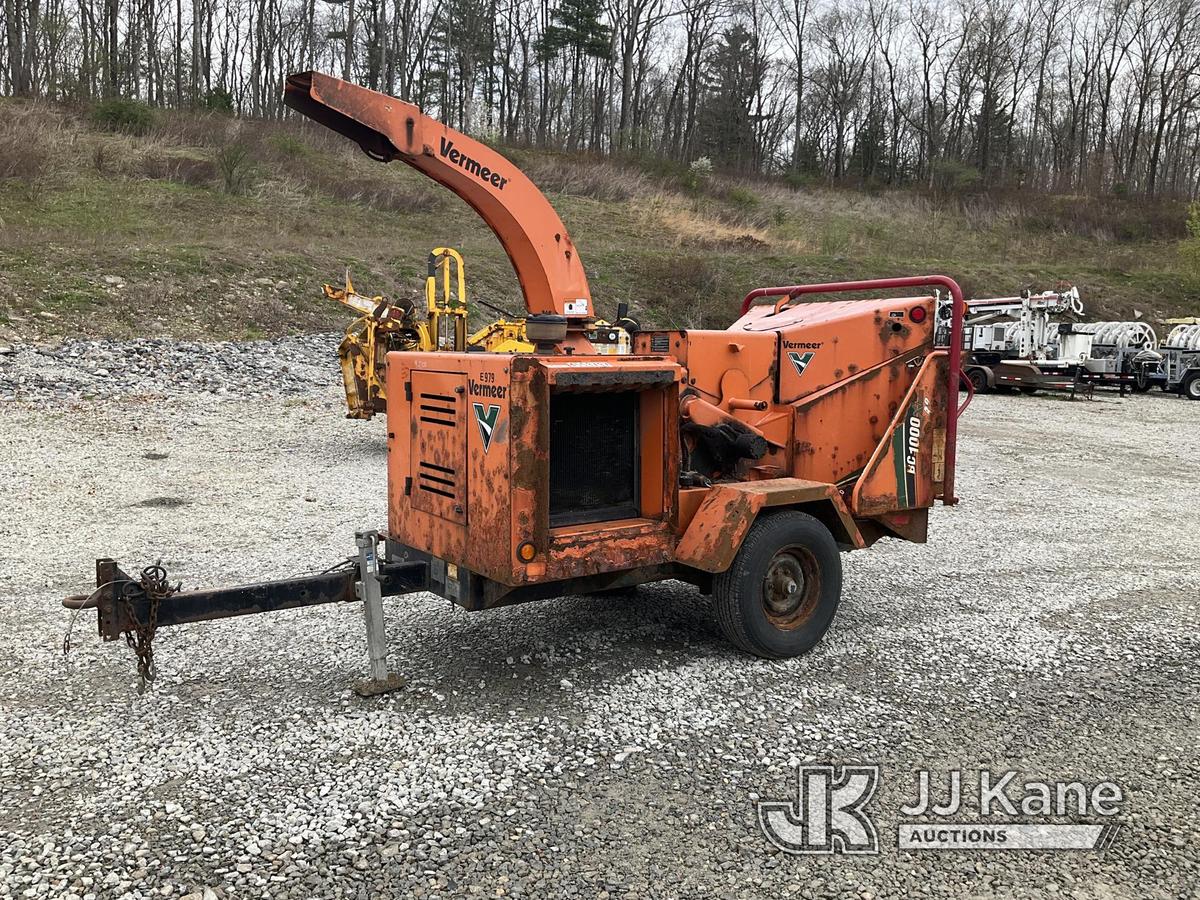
[4,0,1200,196]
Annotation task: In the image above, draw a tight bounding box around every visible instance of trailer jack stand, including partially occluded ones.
[352,530,406,697]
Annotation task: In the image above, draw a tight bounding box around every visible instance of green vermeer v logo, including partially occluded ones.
[473,402,500,451]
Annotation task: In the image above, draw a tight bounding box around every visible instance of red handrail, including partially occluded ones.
[737,276,969,505]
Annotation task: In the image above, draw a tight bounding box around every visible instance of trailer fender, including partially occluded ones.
[852,353,949,516]
[674,478,864,574]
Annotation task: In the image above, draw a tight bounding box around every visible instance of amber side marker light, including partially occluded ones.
[517,541,537,562]
[910,305,928,323]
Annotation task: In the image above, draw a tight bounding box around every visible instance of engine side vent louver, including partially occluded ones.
[417,460,456,498]
[418,392,457,426]
[408,372,468,524]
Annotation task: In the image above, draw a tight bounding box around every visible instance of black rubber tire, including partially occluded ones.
[712,511,842,659]
[967,368,989,393]
[1184,374,1200,401]
[1132,370,1152,393]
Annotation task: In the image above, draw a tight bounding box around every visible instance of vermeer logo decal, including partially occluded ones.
[473,403,500,452]
[788,350,816,377]
[439,137,510,190]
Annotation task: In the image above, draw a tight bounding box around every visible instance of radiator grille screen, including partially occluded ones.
[549,391,640,526]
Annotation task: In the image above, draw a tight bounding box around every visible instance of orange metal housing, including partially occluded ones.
[385,286,964,609]
[282,73,968,612]
[53,76,974,670]
[386,352,684,607]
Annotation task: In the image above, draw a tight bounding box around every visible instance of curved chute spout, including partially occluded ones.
[283,71,400,161]
[282,71,593,319]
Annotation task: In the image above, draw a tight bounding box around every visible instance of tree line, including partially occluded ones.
[5,0,1200,198]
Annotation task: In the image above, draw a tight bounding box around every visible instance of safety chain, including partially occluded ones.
[121,564,179,690]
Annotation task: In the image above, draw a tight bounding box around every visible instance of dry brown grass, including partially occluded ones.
[518,152,651,201]
[135,150,217,186]
[285,163,444,213]
[149,108,243,149]
[757,180,931,223]
[0,101,447,214]
[0,102,78,180]
[645,193,815,254]
[2,97,1197,342]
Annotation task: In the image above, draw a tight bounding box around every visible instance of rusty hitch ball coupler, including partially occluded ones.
[61,559,176,688]
[61,559,150,641]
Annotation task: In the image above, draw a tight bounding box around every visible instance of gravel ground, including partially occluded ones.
[1,338,1197,900]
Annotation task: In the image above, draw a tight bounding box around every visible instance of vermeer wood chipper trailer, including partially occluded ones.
[63,73,969,675]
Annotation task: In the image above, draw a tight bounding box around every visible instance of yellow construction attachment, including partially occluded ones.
[324,271,425,419]
[425,248,468,351]
[468,319,535,353]
[325,249,535,419]
[325,248,630,418]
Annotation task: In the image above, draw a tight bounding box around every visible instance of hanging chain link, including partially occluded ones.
[121,564,179,690]
[68,552,361,689]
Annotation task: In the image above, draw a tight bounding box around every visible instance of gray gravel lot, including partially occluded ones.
[1,337,1198,900]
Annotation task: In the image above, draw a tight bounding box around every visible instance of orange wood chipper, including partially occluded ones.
[63,73,969,683]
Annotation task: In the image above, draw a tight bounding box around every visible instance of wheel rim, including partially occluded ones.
[1189,379,1200,399]
[761,546,821,630]
[969,371,987,391]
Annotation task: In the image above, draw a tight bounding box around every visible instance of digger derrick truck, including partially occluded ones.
[949,287,1090,394]
[62,73,970,673]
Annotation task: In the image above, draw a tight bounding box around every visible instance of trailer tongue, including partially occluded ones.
[62,73,971,688]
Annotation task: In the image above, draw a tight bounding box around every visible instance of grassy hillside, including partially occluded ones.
[2,98,1199,344]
